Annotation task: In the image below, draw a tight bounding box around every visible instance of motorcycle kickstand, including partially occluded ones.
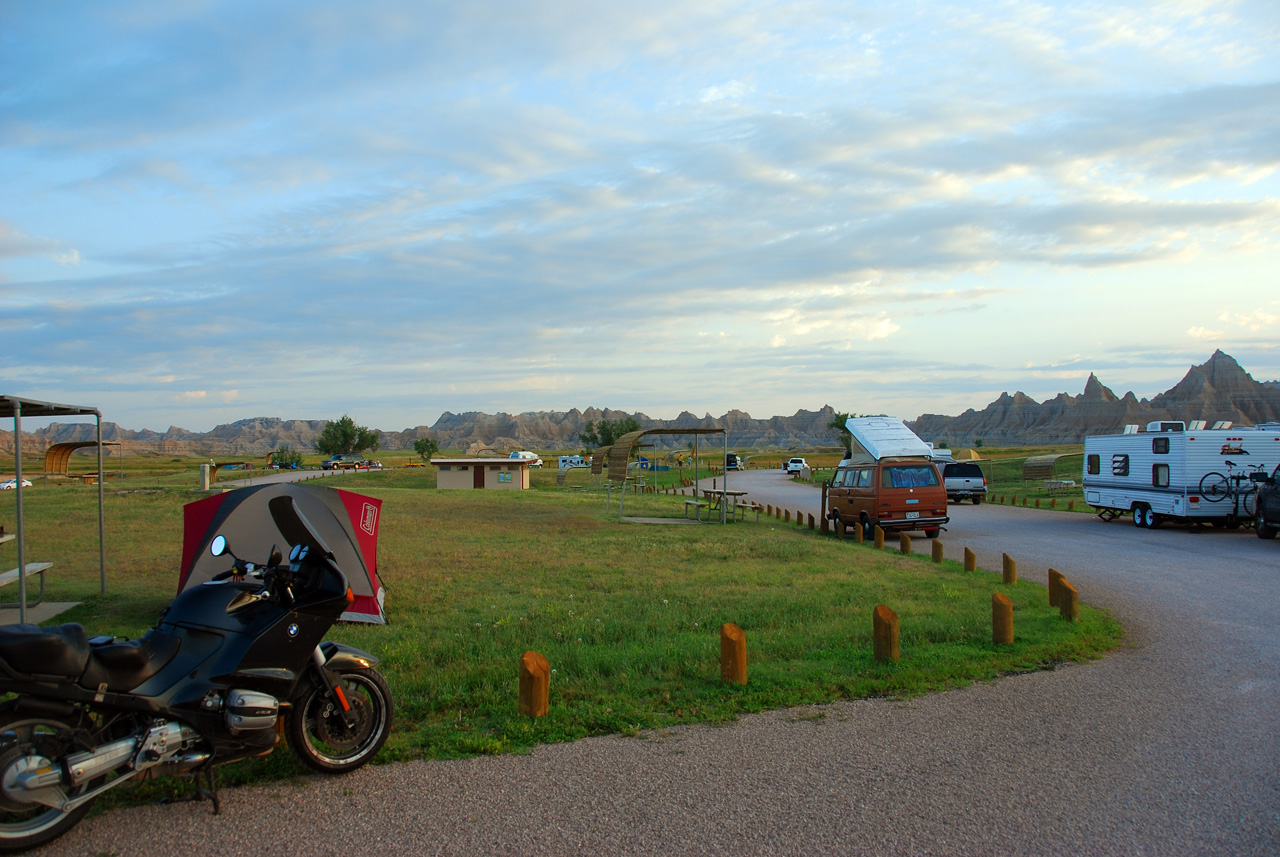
[161,768,221,815]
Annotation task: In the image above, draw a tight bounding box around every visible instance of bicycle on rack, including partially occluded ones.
[1199,460,1268,520]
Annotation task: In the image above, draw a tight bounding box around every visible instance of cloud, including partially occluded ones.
[1218,309,1279,331]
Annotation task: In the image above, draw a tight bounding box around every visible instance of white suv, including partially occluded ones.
[783,457,808,474]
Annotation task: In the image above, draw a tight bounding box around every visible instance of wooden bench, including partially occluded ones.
[684,500,710,520]
[0,562,52,609]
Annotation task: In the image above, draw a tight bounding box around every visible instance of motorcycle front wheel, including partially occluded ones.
[0,716,99,853]
[286,668,393,774]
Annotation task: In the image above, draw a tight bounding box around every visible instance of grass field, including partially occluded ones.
[1,452,1120,802]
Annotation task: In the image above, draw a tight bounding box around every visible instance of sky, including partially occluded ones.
[3,0,1279,434]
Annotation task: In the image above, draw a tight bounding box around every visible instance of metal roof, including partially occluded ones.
[0,395,101,419]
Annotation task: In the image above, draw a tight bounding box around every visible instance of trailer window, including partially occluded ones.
[1153,464,1169,488]
[1153,437,1170,454]
[1086,454,1100,475]
[1111,455,1129,477]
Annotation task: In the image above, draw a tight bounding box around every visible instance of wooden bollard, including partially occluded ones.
[992,593,1014,644]
[874,526,885,549]
[964,547,977,572]
[1049,498,1056,509]
[518,650,550,717]
[1034,498,1041,508]
[873,605,900,663]
[853,522,864,544]
[1002,553,1018,585]
[1067,500,1075,511]
[807,513,815,530]
[1059,579,1079,622]
[784,509,791,523]
[1048,568,1064,607]
[766,504,773,516]
[931,538,944,563]
[899,532,911,555]
[1010,495,1017,506]
[836,519,846,539]
[720,623,747,684]
[820,512,829,535]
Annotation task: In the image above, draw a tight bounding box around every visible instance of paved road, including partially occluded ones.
[37,471,1280,856]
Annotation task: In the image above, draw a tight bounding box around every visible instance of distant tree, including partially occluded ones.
[272,444,303,469]
[413,437,440,461]
[827,411,869,453]
[316,415,380,456]
[578,417,642,450]
[974,438,984,449]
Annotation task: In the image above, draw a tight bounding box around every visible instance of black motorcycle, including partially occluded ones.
[0,496,393,852]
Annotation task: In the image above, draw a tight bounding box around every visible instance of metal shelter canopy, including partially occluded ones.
[604,427,728,522]
[1,396,107,623]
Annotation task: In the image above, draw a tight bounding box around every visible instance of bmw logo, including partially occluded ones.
[287,623,299,638]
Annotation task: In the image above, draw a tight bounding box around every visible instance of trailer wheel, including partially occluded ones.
[1132,505,1147,528]
[1143,507,1159,529]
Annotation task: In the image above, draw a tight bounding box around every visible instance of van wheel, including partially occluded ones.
[924,527,940,539]
[1132,505,1147,528]
[861,518,874,541]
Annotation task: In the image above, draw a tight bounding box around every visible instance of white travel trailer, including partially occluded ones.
[1083,421,1280,528]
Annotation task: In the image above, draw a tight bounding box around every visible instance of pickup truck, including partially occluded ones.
[1256,464,1280,540]
[941,461,987,504]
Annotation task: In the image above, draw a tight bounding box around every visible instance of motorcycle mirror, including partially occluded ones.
[268,544,283,567]
[210,535,228,557]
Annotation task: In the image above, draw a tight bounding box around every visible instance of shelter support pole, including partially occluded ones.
[14,404,25,623]
[96,413,105,594]
[722,430,728,524]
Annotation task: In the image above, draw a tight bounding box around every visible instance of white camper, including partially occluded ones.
[1083,422,1280,528]
[843,416,934,463]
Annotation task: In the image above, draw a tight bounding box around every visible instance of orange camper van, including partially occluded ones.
[826,417,949,540]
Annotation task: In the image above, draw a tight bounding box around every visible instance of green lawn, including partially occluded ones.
[3,464,1121,800]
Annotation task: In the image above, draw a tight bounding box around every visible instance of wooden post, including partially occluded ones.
[720,623,747,685]
[931,539,944,563]
[992,592,1014,644]
[784,509,791,523]
[518,651,550,717]
[766,504,773,516]
[807,513,815,530]
[1049,498,1056,509]
[836,519,846,540]
[1067,500,1075,511]
[1059,579,1079,622]
[820,485,829,534]
[874,526,885,549]
[1034,498,1041,508]
[873,605,900,663]
[853,522,864,544]
[899,532,911,555]
[1002,553,1017,585]
[1048,568,1064,607]
[964,547,977,572]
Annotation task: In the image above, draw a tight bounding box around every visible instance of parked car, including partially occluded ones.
[942,461,987,504]
[1256,464,1280,540]
[321,454,366,470]
[0,478,33,490]
[783,457,808,474]
[827,459,948,539]
[725,453,743,470]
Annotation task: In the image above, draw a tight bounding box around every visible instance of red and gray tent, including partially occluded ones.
[178,483,386,623]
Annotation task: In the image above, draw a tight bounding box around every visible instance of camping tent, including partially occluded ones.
[178,483,386,623]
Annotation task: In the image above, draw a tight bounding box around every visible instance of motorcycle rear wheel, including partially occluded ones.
[0,716,98,853]
[286,668,393,774]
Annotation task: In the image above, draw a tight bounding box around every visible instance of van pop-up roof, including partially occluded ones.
[843,416,933,463]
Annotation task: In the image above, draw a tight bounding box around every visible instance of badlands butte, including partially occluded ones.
[5,351,1279,458]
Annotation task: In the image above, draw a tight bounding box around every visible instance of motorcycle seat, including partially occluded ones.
[81,630,182,693]
[0,623,90,679]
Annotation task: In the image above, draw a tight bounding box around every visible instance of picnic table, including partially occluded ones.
[702,489,751,520]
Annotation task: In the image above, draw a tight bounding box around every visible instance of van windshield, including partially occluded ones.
[882,465,940,488]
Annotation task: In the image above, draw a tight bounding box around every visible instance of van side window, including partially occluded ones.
[832,470,847,487]
[1152,437,1170,454]
[1087,455,1100,475]
[857,469,872,487]
[1111,455,1129,477]
[1153,464,1170,487]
